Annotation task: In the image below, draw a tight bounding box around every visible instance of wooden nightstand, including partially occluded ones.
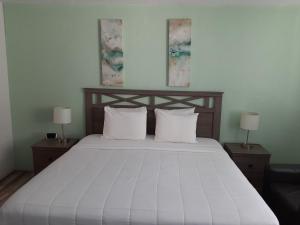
[223,143,271,193]
[32,138,79,174]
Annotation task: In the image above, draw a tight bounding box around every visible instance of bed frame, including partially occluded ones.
[84,88,223,140]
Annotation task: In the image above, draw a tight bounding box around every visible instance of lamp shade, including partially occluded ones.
[240,112,260,131]
[53,107,71,124]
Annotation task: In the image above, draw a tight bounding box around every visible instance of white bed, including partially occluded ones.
[0,135,279,225]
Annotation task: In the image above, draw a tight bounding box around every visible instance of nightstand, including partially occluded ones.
[32,138,79,174]
[223,143,271,193]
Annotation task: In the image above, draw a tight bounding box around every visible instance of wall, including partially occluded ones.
[0,2,14,178]
[4,3,300,170]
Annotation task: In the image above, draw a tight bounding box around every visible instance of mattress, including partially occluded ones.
[0,135,279,225]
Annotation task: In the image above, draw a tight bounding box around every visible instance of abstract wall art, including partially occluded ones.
[100,19,123,87]
[168,19,191,87]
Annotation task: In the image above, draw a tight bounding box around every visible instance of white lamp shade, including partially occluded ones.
[240,112,260,131]
[53,107,71,124]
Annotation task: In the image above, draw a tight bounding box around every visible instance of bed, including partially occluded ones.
[0,89,279,225]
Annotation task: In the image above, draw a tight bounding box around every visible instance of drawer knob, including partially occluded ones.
[248,164,254,168]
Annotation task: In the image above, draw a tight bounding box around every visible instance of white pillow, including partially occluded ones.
[155,108,195,115]
[106,106,147,112]
[155,110,198,143]
[103,106,147,140]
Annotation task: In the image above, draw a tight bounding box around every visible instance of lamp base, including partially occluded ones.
[241,143,253,150]
[58,138,68,145]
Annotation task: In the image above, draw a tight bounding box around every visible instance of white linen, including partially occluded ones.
[0,135,279,225]
[154,108,195,114]
[155,111,198,143]
[103,106,147,140]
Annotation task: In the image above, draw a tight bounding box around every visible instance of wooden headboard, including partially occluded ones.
[84,88,223,140]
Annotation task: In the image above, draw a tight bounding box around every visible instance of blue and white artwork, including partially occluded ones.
[168,19,191,87]
[100,19,123,86]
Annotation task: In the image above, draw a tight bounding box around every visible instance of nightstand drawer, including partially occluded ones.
[232,156,267,173]
[33,150,66,174]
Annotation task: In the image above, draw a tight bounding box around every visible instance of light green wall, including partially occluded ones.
[4,3,300,170]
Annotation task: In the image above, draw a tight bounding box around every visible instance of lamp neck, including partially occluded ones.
[245,130,250,145]
[61,124,65,143]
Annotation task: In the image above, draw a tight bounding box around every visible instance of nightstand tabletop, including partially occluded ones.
[32,138,79,150]
[224,143,270,157]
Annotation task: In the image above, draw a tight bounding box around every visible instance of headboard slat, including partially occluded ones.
[84,88,223,140]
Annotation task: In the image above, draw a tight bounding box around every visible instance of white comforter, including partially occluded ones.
[0,135,279,225]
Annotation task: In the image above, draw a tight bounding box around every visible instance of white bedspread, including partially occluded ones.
[0,135,279,225]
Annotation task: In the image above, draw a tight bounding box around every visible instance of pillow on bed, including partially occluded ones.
[155,110,198,143]
[106,106,147,112]
[155,107,195,115]
[103,106,147,140]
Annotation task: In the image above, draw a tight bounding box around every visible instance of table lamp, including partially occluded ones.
[240,112,260,149]
[53,107,71,144]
